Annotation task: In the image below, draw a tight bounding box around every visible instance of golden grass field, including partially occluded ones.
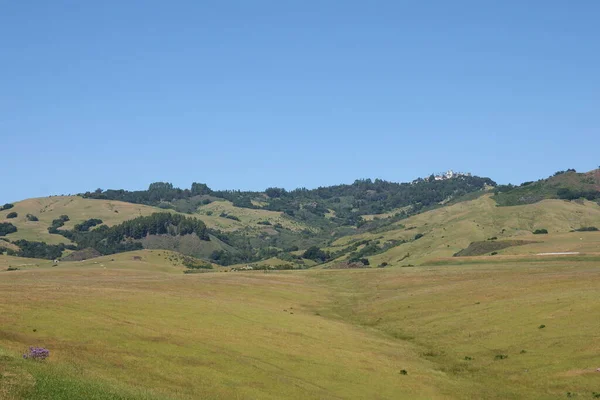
[2,248,600,399]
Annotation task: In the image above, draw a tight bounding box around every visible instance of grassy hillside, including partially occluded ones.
[326,194,600,266]
[2,253,600,398]
[195,199,315,232]
[493,169,600,206]
[0,196,169,245]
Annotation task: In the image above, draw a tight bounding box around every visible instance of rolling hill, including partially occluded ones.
[323,193,600,266]
[493,168,600,206]
[1,169,599,268]
[2,169,600,399]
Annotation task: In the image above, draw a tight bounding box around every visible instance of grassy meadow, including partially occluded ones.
[2,250,600,399]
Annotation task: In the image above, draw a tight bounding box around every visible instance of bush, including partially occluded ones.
[574,226,598,232]
[7,266,19,271]
[6,212,17,219]
[378,262,388,268]
[0,223,17,236]
[0,203,14,211]
[533,229,548,235]
[219,212,240,222]
[494,354,508,360]
[487,236,497,241]
[12,240,64,260]
[182,256,212,270]
[538,324,546,329]
[74,218,103,232]
[26,214,39,222]
[414,233,424,240]
[302,246,329,262]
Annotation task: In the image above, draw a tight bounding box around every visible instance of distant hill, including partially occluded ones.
[322,193,600,266]
[3,169,599,267]
[493,169,600,206]
[80,175,496,227]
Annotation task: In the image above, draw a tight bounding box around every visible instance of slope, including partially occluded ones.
[0,196,170,245]
[326,194,600,266]
[493,169,600,206]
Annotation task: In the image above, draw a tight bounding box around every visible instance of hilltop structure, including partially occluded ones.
[434,170,471,181]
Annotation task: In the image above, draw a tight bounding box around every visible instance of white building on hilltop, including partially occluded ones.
[434,170,471,181]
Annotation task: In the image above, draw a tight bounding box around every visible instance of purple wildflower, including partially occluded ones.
[23,346,50,361]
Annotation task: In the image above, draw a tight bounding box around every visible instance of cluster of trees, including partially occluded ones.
[0,223,17,236]
[74,219,103,232]
[219,212,240,221]
[6,212,17,219]
[55,213,208,256]
[48,215,70,234]
[302,246,330,262]
[574,226,599,232]
[557,188,600,201]
[81,182,214,205]
[0,204,14,211]
[7,240,76,260]
[553,169,577,176]
[79,176,496,228]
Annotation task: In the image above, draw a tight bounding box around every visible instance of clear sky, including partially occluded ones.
[2,1,599,203]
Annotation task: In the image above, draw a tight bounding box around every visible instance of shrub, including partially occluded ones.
[26,214,39,222]
[219,212,240,222]
[0,223,17,236]
[414,233,424,240]
[399,370,408,375]
[538,324,546,329]
[487,236,497,241]
[378,262,388,268]
[257,220,272,226]
[74,218,103,232]
[182,256,212,270]
[7,266,19,271]
[302,246,329,262]
[6,212,17,219]
[0,203,14,211]
[464,356,473,361]
[23,346,50,361]
[575,226,598,232]
[490,252,498,256]
[494,354,508,360]
[533,229,548,234]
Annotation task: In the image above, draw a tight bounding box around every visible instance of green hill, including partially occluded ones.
[2,170,599,269]
[493,168,600,206]
[324,194,600,266]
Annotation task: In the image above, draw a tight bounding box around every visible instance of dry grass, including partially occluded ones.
[329,194,600,266]
[1,197,169,245]
[2,251,600,398]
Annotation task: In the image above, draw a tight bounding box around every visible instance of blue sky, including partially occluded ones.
[1,1,599,203]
